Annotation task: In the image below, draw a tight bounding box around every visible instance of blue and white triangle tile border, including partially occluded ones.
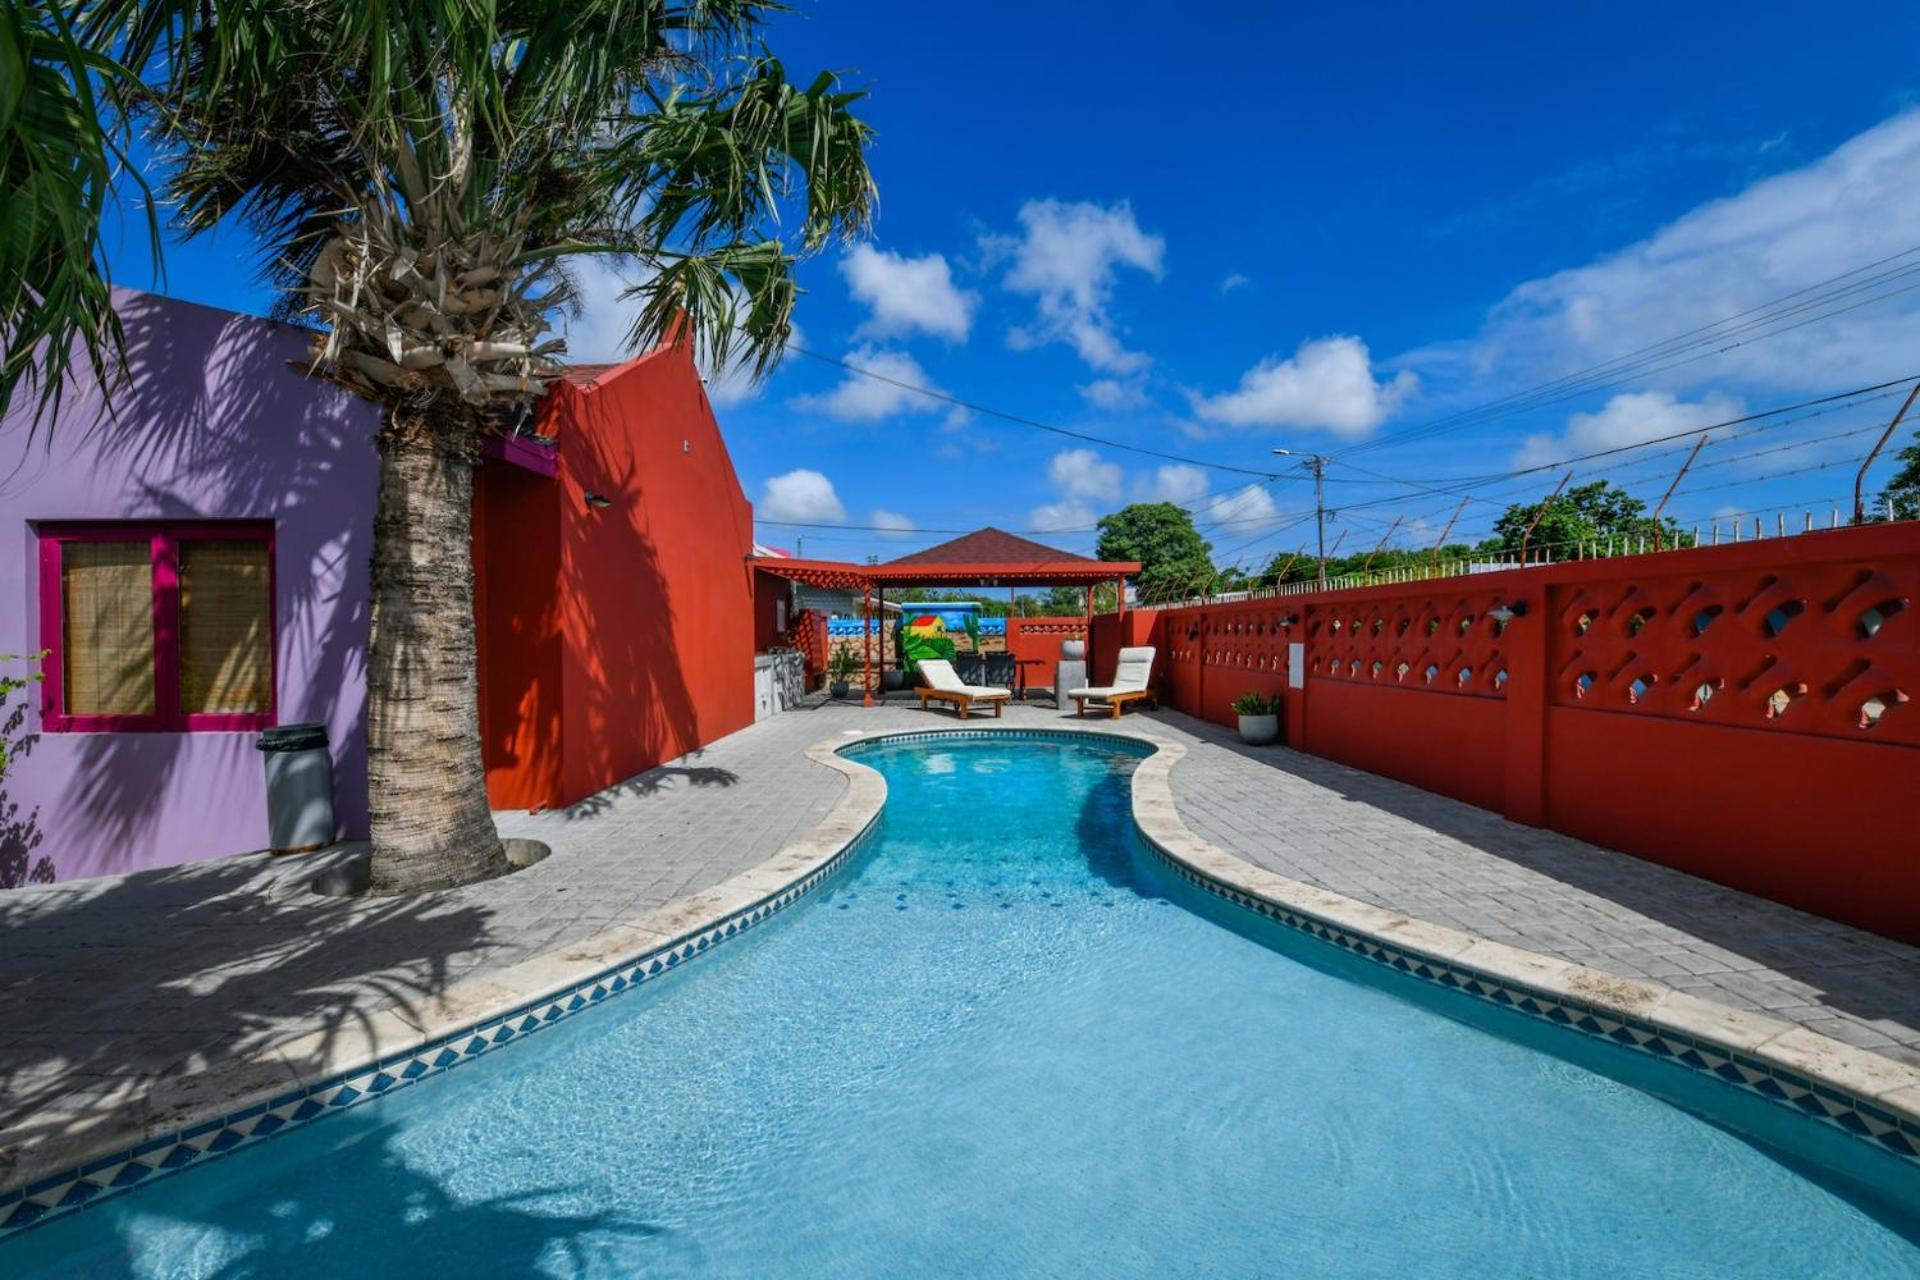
[1141,838,1920,1171]
[0,819,877,1242]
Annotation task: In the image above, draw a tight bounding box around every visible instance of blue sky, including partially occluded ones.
[107,1,1920,566]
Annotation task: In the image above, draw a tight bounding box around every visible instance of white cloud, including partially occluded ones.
[1195,483,1278,526]
[1029,500,1097,533]
[1139,466,1279,528]
[758,469,846,524]
[1047,447,1124,502]
[1079,378,1150,411]
[840,245,978,343]
[1027,446,1125,532]
[870,508,917,539]
[1190,336,1418,437]
[1514,389,1744,470]
[1220,273,1250,294]
[1449,108,1920,396]
[792,346,949,422]
[1029,452,1285,538]
[1145,463,1210,503]
[986,199,1166,373]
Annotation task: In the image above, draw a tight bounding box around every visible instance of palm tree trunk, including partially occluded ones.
[365,399,509,894]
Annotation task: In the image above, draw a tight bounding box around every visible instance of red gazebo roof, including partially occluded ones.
[884,526,1094,567]
[750,526,1137,589]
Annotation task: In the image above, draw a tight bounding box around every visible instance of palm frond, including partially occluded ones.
[0,0,157,430]
[119,0,875,419]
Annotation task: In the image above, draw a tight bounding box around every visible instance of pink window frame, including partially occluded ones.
[37,521,278,733]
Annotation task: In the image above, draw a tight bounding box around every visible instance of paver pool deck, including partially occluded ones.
[3,700,1916,1193]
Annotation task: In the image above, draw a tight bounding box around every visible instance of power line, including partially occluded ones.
[1301,378,1918,528]
[785,344,1291,481]
[1338,247,1920,458]
[1344,377,1916,493]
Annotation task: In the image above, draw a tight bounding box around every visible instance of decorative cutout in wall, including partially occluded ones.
[1303,593,1510,699]
[1549,561,1917,743]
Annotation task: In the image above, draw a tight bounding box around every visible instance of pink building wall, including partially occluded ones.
[0,292,380,884]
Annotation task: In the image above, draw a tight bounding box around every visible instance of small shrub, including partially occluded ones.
[1231,690,1279,716]
[0,652,45,777]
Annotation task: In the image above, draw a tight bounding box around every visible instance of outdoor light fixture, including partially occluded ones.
[582,491,614,510]
[1488,600,1529,623]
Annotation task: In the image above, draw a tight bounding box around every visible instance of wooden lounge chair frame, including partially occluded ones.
[917,687,1006,719]
[1071,687,1158,719]
[1069,646,1159,719]
[915,659,1010,720]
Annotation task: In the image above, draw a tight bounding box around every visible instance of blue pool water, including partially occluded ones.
[10,734,1919,1277]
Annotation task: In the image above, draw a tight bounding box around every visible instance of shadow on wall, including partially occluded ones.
[548,383,734,815]
[1,292,377,878]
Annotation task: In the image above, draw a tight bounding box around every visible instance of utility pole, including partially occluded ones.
[1274,449,1332,585]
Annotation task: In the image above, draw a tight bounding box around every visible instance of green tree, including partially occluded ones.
[1878,433,1920,521]
[103,0,875,892]
[1480,480,1683,558]
[1094,503,1213,598]
[1042,586,1088,615]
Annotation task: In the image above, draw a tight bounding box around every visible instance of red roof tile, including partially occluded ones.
[559,362,624,387]
[884,527,1094,566]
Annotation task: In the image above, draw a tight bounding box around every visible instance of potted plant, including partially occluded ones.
[1231,690,1281,745]
[828,648,859,699]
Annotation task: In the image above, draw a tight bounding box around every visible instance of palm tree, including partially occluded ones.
[0,0,156,423]
[109,0,875,892]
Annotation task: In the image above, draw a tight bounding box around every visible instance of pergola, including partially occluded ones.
[751,527,1141,706]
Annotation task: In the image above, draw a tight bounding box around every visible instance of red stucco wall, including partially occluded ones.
[476,342,757,810]
[1136,523,1920,943]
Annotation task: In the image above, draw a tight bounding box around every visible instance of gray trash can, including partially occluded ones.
[257,722,335,854]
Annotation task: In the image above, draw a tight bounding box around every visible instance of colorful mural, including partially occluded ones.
[899,613,958,675]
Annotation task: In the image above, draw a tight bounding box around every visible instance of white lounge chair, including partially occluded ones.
[915,659,1010,720]
[1069,646,1158,719]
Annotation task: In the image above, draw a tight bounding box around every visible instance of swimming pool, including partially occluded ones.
[7,732,1918,1276]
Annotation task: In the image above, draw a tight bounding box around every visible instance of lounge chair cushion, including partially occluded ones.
[1070,647,1156,700]
[918,660,1010,699]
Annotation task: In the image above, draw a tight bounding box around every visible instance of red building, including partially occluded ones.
[475,342,760,811]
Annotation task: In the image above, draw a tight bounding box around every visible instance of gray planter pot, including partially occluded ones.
[1059,639,1086,660]
[882,669,905,691]
[1237,713,1279,745]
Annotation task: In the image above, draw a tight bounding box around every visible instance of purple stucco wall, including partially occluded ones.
[0,290,379,885]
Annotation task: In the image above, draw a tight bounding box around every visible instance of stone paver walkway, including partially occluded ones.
[2,697,1916,1187]
[1157,708,1920,1066]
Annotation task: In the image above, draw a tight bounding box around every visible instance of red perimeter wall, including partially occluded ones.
[475,342,757,810]
[1007,617,1091,690]
[1131,524,1920,943]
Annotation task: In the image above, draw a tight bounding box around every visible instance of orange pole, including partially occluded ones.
[1084,583,1095,684]
[862,580,874,708]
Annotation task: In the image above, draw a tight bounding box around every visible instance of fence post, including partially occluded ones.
[1502,579,1551,828]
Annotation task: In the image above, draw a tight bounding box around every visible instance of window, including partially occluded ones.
[38,524,275,731]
